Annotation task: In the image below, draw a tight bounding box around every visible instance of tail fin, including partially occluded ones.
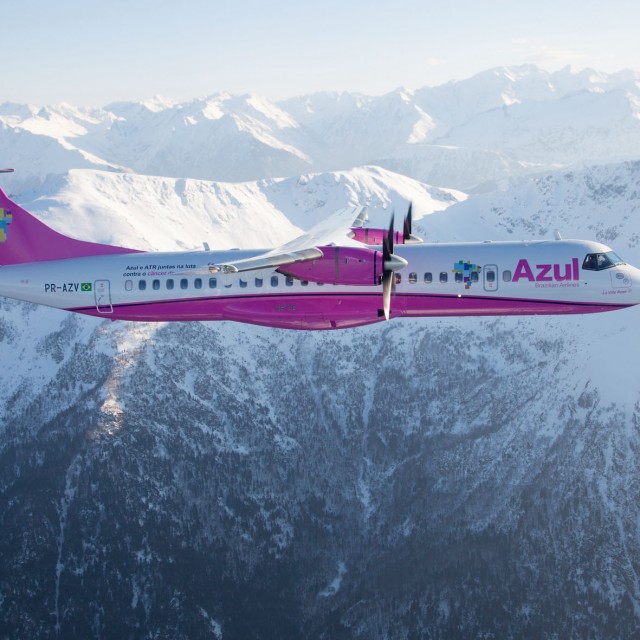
[0,187,140,265]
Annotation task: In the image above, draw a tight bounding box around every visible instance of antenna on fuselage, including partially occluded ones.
[0,168,15,174]
[554,230,562,241]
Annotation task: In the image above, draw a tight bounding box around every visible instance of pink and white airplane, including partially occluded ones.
[1,181,639,330]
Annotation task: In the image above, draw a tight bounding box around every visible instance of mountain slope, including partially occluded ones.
[1,162,640,637]
[11,165,463,252]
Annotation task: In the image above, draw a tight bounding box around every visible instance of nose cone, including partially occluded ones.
[629,264,640,305]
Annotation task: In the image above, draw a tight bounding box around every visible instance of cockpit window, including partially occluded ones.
[582,251,625,271]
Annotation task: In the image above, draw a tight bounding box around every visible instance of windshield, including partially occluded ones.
[582,251,625,271]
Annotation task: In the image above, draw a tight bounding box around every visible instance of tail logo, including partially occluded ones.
[0,207,12,243]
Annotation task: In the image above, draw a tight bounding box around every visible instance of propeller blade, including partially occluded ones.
[403,202,412,241]
[383,212,395,262]
[382,269,393,321]
[402,201,423,244]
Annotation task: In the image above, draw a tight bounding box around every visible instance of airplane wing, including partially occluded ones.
[199,206,368,274]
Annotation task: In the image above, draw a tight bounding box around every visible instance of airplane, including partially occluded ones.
[1,177,639,330]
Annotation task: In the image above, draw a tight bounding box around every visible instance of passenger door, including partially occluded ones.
[483,265,498,292]
[94,280,113,314]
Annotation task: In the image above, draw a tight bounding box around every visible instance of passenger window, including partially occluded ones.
[454,272,463,283]
[180,278,188,290]
[440,272,448,283]
[271,275,279,287]
[240,279,247,288]
[409,272,417,284]
[317,282,324,286]
[152,279,160,290]
[470,271,479,282]
[424,272,432,284]
[255,277,263,287]
[138,280,147,291]
[166,279,174,290]
[486,270,496,283]
[395,274,402,284]
[285,276,294,287]
[503,270,512,282]
[209,277,217,289]
[194,278,202,289]
[125,280,133,291]
[301,280,309,286]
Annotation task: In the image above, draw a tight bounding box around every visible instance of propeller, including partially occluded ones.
[402,201,423,244]
[380,212,407,320]
[403,202,412,242]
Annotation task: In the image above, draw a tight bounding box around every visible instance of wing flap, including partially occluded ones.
[211,247,323,274]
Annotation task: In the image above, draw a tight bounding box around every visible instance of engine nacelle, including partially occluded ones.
[350,227,405,246]
[278,246,383,286]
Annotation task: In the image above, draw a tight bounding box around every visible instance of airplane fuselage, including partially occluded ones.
[1,239,638,330]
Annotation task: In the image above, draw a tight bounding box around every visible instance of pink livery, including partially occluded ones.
[1,187,639,330]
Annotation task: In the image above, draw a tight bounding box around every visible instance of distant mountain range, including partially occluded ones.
[2,65,640,194]
[2,66,640,639]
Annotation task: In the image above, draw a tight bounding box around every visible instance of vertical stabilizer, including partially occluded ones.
[0,188,139,265]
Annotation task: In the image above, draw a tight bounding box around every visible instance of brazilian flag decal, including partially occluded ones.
[81,282,92,292]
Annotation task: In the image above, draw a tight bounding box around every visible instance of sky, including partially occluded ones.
[3,0,640,106]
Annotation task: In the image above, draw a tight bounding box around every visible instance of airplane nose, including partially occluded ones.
[631,265,640,304]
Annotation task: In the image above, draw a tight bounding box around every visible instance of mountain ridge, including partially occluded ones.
[3,64,640,194]
[2,67,640,638]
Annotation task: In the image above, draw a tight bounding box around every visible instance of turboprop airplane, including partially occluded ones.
[0,182,639,330]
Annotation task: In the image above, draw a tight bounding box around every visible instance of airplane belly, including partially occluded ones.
[222,294,384,330]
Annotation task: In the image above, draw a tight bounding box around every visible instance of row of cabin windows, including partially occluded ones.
[126,269,516,292]
[126,275,320,292]
[410,270,512,284]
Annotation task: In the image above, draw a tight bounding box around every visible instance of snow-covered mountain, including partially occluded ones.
[2,66,640,638]
[3,65,640,193]
[9,165,462,254]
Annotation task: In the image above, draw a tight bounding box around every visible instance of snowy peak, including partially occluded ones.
[419,159,640,259]
[266,164,464,230]
[15,166,463,253]
[2,65,640,194]
[435,83,640,167]
[413,64,640,133]
[20,169,300,252]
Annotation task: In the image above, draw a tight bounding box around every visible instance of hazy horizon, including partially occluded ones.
[4,0,640,106]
